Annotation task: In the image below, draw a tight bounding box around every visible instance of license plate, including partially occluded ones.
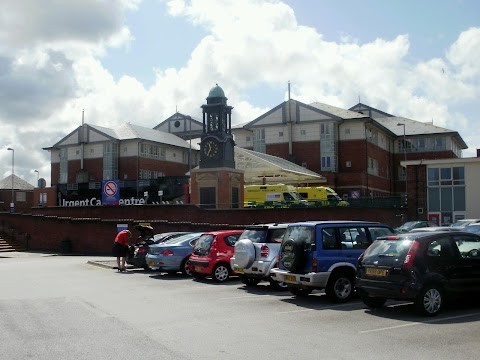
[234,267,244,273]
[148,261,154,266]
[366,268,388,277]
[284,275,296,282]
[195,266,203,272]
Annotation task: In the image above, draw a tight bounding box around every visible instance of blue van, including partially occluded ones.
[270,221,394,302]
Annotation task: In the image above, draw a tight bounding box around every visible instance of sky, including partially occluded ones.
[1,0,480,187]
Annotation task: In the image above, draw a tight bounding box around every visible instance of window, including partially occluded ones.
[16,192,26,202]
[300,129,306,136]
[398,166,406,180]
[59,148,68,184]
[367,157,378,176]
[140,143,166,160]
[454,235,480,258]
[246,136,251,142]
[253,128,265,153]
[322,228,337,249]
[279,131,284,137]
[320,122,336,171]
[103,142,118,180]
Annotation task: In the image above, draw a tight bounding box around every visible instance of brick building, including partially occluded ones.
[230,100,467,201]
[44,122,200,204]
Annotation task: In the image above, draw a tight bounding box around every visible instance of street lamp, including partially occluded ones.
[7,147,14,211]
[34,170,39,187]
[397,123,407,206]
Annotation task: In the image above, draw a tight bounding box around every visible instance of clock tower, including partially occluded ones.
[190,84,244,209]
[199,84,235,169]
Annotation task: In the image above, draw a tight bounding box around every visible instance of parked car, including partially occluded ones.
[409,226,454,233]
[126,231,190,269]
[449,219,480,230]
[356,230,480,316]
[270,221,395,302]
[145,232,203,275]
[395,221,438,233]
[230,223,289,290]
[188,230,244,282]
[463,224,480,235]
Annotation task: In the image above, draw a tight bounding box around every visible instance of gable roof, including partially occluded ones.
[49,123,192,150]
[154,112,204,139]
[0,174,34,190]
[234,147,327,185]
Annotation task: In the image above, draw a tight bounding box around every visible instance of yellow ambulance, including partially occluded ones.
[296,186,349,207]
[244,184,310,208]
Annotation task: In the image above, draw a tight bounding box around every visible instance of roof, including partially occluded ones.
[208,84,226,98]
[309,102,369,120]
[376,116,468,149]
[0,174,34,191]
[50,123,193,150]
[234,147,327,185]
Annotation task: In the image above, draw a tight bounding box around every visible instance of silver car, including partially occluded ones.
[230,223,289,290]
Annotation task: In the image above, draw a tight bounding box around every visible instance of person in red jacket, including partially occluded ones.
[112,230,132,272]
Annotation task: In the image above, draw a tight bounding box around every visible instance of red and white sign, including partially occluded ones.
[103,180,118,197]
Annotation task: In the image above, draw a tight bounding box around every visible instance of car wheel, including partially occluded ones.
[360,294,387,309]
[191,272,206,280]
[213,264,231,282]
[269,279,288,291]
[415,285,444,316]
[325,271,355,303]
[239,275,261,287]
[288,286,312,297]
[180,257,192,276]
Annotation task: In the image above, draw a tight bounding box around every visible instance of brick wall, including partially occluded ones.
[0,205,402,255]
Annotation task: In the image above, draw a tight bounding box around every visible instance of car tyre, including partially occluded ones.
[360,294,387,309]
[415,284,444,316]
[269,279,288,291]
[180,257,192,276]
[325,271,355,303]
[239,275,261,287]
[288,286,312,297]
[213,263,231,282]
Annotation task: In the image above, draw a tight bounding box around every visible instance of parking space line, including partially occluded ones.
[359,311,480,334]
[218,295,273,300]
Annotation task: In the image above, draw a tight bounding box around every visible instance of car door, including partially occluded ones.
[451,233,480,292]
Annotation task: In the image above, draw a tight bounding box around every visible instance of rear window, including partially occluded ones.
[363,239,413,260]
[283,226,314,246]
[193,234,214,255]
[239,229,268,243]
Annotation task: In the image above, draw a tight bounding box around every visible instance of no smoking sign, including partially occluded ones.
[104,181,118,197]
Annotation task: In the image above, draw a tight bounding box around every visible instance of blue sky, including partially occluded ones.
[1,0,480,186]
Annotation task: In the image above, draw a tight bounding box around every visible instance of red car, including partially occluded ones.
[188,230,243,282]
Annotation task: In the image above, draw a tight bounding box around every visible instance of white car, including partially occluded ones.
[230,223,289,290]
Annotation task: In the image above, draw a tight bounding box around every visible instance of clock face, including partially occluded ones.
[203,139,219,158]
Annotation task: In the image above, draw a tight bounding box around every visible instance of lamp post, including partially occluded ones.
[34,169,39,187]
[7,147,14,211]
[397,123,407,206]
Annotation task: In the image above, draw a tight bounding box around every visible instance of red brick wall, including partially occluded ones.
[0,205,402,255]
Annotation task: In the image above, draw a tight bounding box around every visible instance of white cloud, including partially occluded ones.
[1,0,480,186]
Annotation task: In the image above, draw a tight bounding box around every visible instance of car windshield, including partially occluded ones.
[193,234,214,255]
[363,239,413,260]
[397,221,418,231]
[450,220,473,228]
[163,233,201,244]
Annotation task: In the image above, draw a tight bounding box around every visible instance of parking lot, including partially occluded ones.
[1,252,480,360]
